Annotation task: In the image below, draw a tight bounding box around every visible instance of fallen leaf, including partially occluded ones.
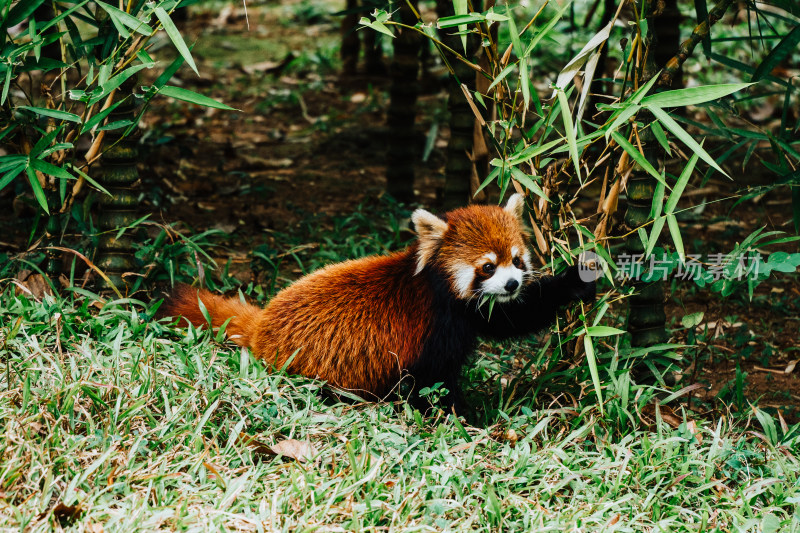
[271,438,317,463]
[785,360,797,374]
[14,270,53,299]
[239,433,317,463]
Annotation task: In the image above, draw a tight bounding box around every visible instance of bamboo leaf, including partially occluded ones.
[585,326,626,337]
[154,7,198,75]
[648,106,729,178]
[509,167,550,203]
[665,151,700,214]
[0,164,26,192]
[610,130,666,186]
[26,166,49,214]
[519,58,530,111]
[640,83,754,108]
[524,2,570,56]
[645,217,666,258]
[604,104,640,140]
[666,213,684,262]
[30,158,75,181]
[651,120,671,155]
[506,137,563,167]
[6,0,46,27]
[436,13,485,28]
[95,1,154,35]
[358,16,395,38]
[551,18,612,97]
[80,99,125,134]
[487,63,516,93]
[506,4,523,61]
[453,0,468,53]
[557,90,580,180]
[752,25,800,82]
[89,63,150,106]
[694,0,711,57]
[17,105,82,123]
[158,85,238,110]
[68,164,111,196]
[583,335,604,415]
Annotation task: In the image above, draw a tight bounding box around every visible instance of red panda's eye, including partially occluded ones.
[512,257,522,268]
[482,263,495,274]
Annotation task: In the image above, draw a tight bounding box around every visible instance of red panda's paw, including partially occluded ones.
[562,263,597,304]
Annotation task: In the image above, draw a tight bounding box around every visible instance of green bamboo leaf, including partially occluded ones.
[474,166,502,196]
[95,1,154,35]
[154,45,191,89]
[648,106,729,178]
[506,137,563,166]
[507,4,523,60]
[2,68,12,105]
[752,25,800,82]
[665,151,700,213]
[630,72,662,105]
[650,180,665,220]
[437,13,486,28]
[610,130,666,186]
[604,104,640,140]
[5,0,46,27]
[525,2,570,56]
[651,120,671,155]
[89,63,150,106]
[519,59,530,111]
[666,213,684,262]
[694,0,711,57]
[358,17,394,38]
[68,164,111,196]
[154,7,198,75]
[17,105,82,123]
[487,63,516,93]
[0,155,27,172]
[39,0,91,32]
[509,167,550,203]
[585,326,626,337]
[645,217,666,258]
[30,158,75,180]
[80,99,125,134]
[557,90,580,180]
[30,127,61,158]
[641,83,754,108]
[583,335,604,415]
[26,166,49,214]
[158,85,238,110]
[0,164,26,192]
[453,0,468,53]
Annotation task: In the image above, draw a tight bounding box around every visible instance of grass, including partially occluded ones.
[1,286,799,531]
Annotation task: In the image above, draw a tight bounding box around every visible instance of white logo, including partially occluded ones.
[578,251,604,282]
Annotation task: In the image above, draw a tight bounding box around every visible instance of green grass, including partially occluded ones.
[1,288,798,531]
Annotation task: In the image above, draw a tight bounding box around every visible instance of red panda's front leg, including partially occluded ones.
[473,264,596,339]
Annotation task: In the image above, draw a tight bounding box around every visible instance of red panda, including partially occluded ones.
[161,194,595,411]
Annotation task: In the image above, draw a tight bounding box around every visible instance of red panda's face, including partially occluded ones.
[412,194,534,303]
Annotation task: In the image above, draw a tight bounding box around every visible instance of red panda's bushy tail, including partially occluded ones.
[160,285,261,347]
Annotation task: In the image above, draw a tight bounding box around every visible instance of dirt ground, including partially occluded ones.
[2,1,798,420]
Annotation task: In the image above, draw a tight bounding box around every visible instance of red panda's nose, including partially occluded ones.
[504,279,520,293]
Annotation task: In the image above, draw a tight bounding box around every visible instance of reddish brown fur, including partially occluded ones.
[438,204,529,268]
[163,248,434,399]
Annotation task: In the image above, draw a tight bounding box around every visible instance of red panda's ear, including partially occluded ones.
[412,209,448,275]
[504,193,525,220]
